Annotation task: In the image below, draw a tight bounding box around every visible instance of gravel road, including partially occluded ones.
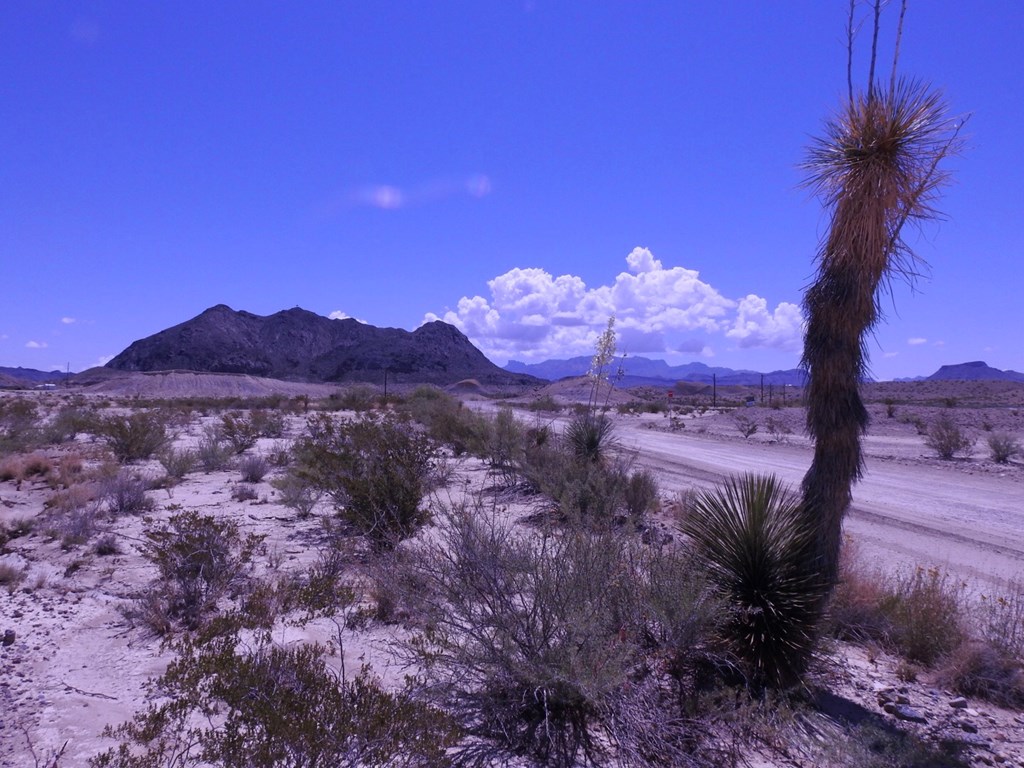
[615,418,1024,590]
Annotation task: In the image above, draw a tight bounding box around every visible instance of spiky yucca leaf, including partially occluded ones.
[683,473,824,688]
[565,412,616,464]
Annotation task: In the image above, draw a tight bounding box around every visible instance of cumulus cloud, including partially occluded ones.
[61,317,76,325]
[329,310,365,323]
[26,340,48,349]
[726,295,803,349]
[426,247,802,361]
[907,337,928,346]
[96,354,114,366]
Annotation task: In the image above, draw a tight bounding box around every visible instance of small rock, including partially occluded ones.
[1,630,13,647]
[896,693,912,705]
[961,721,980,734]
[892,704,928,724]
[950,697,969,708]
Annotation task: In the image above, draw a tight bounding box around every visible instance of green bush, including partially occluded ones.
[407,501,714,767]
[91,630,459,768]
[97,411,171,462]
[159,447,197,480]
[220,411,261,454]
[138,511,264,631]
[399,387,490,456]
[196,426,233,471]
[0,398,40,453]
[987,432,1020,464]
[681,473,824,688]
[294,412,437,550]
[925,415,974,460]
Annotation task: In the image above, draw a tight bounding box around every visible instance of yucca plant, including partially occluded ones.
[682,473,823,688]
[800,0,964,591]
[565,411,616,464]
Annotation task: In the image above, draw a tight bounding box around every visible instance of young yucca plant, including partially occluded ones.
[682,473,825,689]
[565,411,616,464]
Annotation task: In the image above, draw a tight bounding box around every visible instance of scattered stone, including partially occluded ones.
[951,697,969,709]
[961,721,980,734]
[891,704,928,724]
[1,630,14,647]
[896,693,912,705]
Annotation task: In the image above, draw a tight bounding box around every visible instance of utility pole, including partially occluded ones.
[760,374,764,405]
[712,373,717,408]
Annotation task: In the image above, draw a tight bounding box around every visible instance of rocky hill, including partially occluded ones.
[105,305,538,386]
[927,361,1024,383]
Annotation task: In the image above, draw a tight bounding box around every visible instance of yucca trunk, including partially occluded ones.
[801,79,961,591]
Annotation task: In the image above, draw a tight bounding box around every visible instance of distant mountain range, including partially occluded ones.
[0,366,67,387]
[104,305,537,386]
[505,356,808,387]
[506,357,1024,387]
[926,361,1024,383]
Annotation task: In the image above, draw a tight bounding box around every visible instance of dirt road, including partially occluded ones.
[615,419,1024,590]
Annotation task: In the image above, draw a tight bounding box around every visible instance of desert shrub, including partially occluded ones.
[249,408,286,438]
[407,501,713,767]
[42,405,95,444]
[293,412,437,551]
[987,432,1020,464]
[196,426,233,471]
[883,398,897,418]
[830,563,965,666]
[764,416,792,443]
[0,454,23,483]
[623,468,659,519]
[232,483,258,502]
[0,397,40,452]
[91,629,458,768]
[220,411,260,454]
[138,510,264,631]
[681,473,824,688]
[0,560,26,592]
[271,471,322,518]
[21,451,54,480]
[97,411,170,462]
[102,471,155,516]
[94,533,121,556]
[399,387,489,456]
[937,639,1024,708]
[238,453,269,483]
[159,447,197,480]
[484,406,523,482]
[733,414,759,439]
[332,384,380,412]
[979,581,1024,659]
[0,516,34,551]
[526,394,562,412]
[925,415,974,460]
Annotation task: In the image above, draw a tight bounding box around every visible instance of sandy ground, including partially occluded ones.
[2,389,1023,766]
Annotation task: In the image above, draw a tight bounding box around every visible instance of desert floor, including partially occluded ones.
[2,381,1023,767]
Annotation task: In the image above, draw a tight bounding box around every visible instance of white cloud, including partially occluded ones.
[96,354,114,366]
[883,351,899,358]
[26,340,48,349]
[932,340,945,347]
[329,310,365,323]
[427,247,802,361]
[61,317,76,325]
[726,295,803,350]
[907,337,928,346]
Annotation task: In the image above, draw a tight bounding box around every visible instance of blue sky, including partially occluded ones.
[2,2,1021,380]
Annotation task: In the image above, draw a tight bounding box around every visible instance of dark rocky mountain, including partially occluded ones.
[105,305,538,386]
[927,361,1024,383]
[505,356,807,387]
